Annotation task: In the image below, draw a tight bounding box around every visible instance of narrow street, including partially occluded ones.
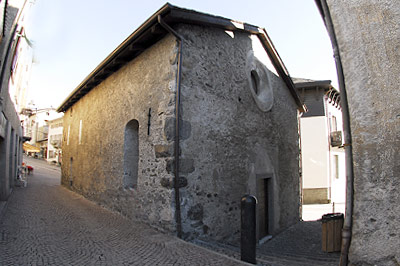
[0,157,246,265]
[195,220,340,266]
[0,156,341,266]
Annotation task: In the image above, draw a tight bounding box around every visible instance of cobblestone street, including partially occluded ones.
[194,219,340,266]
[0,157,246,265]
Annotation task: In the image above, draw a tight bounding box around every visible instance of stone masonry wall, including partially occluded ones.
[61,34,178,232]
[177,24,300,245]
[61,23,301,245]
[326,1,400,265]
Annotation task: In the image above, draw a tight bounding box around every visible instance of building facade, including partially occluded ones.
[0,0,29,201]
[46,116,63,164]
[58,4,305,245]
[295,79,345,205]
[316,1,399,265]
[8,7,33,114]
[21,108,59,158]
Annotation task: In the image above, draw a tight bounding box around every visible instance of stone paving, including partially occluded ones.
[256,221,340,266]
[193,220,340,266]
[0,157,343,266]
[192,206,341,266]
[0,157,247,265]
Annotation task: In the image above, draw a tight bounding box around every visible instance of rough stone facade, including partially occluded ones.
[178,24,300,243]
[326,1,400,265]
[62,34,178,232]
[61,14,300,246]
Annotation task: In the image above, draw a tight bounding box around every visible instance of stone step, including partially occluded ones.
[192,239,339,266]
[256,253,339,266]
[258,251,340,262]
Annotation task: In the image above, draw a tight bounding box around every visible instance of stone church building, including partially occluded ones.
[57,4,305,245]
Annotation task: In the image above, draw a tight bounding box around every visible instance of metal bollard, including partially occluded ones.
[241,194,257,264]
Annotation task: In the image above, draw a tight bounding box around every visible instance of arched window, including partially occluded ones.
[123,119,139,189]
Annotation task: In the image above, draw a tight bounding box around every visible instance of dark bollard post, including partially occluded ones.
[241,194,257,264]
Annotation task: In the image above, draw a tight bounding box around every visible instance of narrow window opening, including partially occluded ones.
[147,108,151,136]
[69,157,73,187]
[333,155,339,179]
[67,125,70,145]
[330,115,337,132]
[123,119,139,189]
[78,120,82,144]
[250,70,260,95]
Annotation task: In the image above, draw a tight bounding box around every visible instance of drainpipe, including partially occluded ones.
[317,1,354,265]
[158,15,183,238]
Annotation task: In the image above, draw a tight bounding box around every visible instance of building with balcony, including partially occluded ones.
[21,108,60,158]
[295,79,345,205]
[47,116,63,165]
[0,0,31,200]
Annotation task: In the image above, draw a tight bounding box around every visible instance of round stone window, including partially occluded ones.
[246,51,274,112]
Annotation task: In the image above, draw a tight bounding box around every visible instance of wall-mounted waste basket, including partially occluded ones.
[321,213,344,252]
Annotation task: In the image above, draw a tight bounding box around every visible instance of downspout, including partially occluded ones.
[158,15,183,238]
[317,1,354,265]
[298,111,304,219]
[325,93,333,202]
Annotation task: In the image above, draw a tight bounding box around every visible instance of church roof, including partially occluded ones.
[57,3,305,113]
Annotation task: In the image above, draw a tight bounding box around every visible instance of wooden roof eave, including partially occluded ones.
[57,3,305,113]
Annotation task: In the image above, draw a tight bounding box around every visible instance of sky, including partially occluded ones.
[24,0,337,109]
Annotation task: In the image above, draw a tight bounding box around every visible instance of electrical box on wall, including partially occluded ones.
[330,131,342,147]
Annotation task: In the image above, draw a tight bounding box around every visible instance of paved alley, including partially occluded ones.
[194,221,340,266]
[0,157,246,266]
[193,202,342,266]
